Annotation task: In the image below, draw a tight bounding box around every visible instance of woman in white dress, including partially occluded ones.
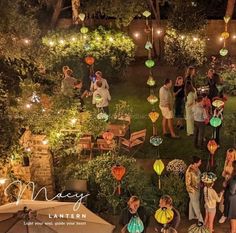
[185,81,197,136]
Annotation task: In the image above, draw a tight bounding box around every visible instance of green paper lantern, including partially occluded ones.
[127,216,144,233]
[147,76,156,86]
[150,136,163,147]
[97,112,109,121]
[145,59,155,68]
[80,27,88,34]
[219,48,228,56]
[210,117,222,127]
[145,41,153,50]
[142,10,151,18]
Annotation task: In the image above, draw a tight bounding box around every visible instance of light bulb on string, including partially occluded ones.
[24,39,30,45]
[59,39,65,44]
[26,103,32,109]
[156,30,162,35]
[71,37,76,42]
[109,37,114,42]
[193,37,198,42]
[49,41,54,46]
[134,32,140,38]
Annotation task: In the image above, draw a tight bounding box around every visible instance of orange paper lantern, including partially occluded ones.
[149,111,159,123]
[207,140,218,155]
[111,165,126,195]
[103,131,114,144]
[85,56,95,65]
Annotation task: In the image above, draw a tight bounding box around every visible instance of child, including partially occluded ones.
[201,172,224,233]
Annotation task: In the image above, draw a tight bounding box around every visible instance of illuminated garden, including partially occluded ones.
[0,1,236,233]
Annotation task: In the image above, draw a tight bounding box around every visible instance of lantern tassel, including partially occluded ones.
[158,176,161,189]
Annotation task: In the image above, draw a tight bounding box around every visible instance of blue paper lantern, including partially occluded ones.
[150,136,163,147]
[127,216,144,233]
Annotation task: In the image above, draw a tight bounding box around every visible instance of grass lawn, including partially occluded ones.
[104,60,236,164]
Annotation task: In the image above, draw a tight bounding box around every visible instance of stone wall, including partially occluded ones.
[57,19,236,57]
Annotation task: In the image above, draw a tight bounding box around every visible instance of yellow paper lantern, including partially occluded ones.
[153,159,165,189]
[155,207,174,225]
[221,32,230,39]
[149,111,159,123]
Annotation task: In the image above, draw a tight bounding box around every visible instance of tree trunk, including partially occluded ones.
[71,0,80,25]
[51,0,63,28]
[226,0,235,18]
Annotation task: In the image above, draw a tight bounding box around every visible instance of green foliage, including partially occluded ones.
[168,0,206,34]
[42,27,135,79]
[81,0,147,28]
[220,68,236,95]
[0,0,40,60]
[161,173,188,215]
[164,28,206,68]
[112,100,133,119]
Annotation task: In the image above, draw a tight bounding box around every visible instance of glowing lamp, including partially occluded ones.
[85,56,95,65]
[147,76,156,86]
[80,27,88,34]
[224,16,230,24]
[142,10,151,18]
[188,223,210,233]
[149,112,159,123]
[210,117,222,127]
[127,216,144,233]
[147,95,158,105]
[207,140,218,155]
[145,59,155,68]
[145,41,153,50]
[221,32,230,39]
[155,207,174,225]
[219,48,228,57]
[150,136,163,147]
[212,99,224,108]
[111,165,126,195]
[79,13,86,21]
[153,159,165,189]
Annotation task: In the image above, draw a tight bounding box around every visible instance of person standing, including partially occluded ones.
[173,76,185,129]
[90,71,109,92]
[92,80,111,114]
[61,69,77,97]
[185,156,203,223]
[154,195,180,232]
[185,66,196,87]
[201,173,224,233]
[159,78,179,138]
[206,69,217,102]
[192,96,208,149]
[119,196,150,233]
[185,81,197,136]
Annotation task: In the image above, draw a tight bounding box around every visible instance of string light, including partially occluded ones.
[207,38,210,41]
[180,35,185,40]
[193,37,198,41]
[49,41,54,46]
[59,39,65,44]
[109,37,114,42]
[42,139,48,145]
[156,30,162,35]
[25,148,31,152]
[134,32,140,38]
[24,39,30,44]
[71,118,77,125]
[71,37,76,42]
[219,37,224,41]
[83,35,87,39]
[26,103,31,109]
[233,35,236,39]
[0,178,7,185]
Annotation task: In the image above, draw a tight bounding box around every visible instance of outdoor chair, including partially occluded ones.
[120,129,146,155]
[77,136,94,160]
[96,139,116,154]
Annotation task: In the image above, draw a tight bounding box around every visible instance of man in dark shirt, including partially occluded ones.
[155,195,180,232]
[119,196,150,233]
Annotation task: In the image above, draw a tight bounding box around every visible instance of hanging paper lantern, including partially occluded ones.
[94,94,103,104]
[207,139,218,155]
[210,117,222,127]
[85,56,95,65]
[201,172,217,184]
[150,136,163,147]
[224,16,230,24]
[153,159,165,189]
[155,207,174,225]
[111,165,126,195]
[80,27,88,34]
[219,48,228,57]
[127,216,144,233]
[142,10,151,18]
[79,13,86,21]
[188,223,210,233]
[147,95,158,105]
[212,99,224,108]
[97,112,109,121]
[103,131,114,144]
[221,32,230,39]
[145,41,153,50]
[149,112,159,123]
[145,59,155,68]
[147,76,156,86]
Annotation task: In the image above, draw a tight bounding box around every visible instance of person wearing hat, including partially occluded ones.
[201,172,224,233]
